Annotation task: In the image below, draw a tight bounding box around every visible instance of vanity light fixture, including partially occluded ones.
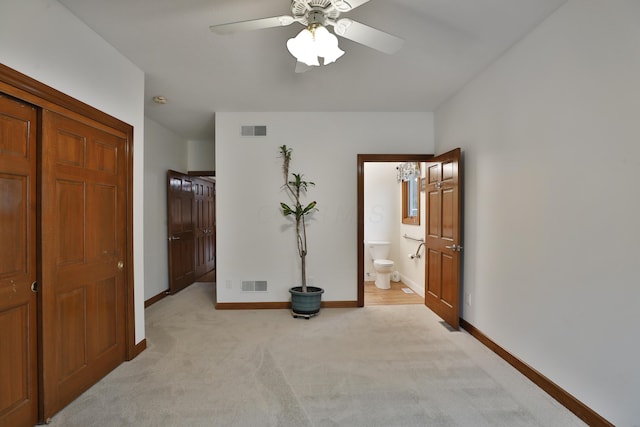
[397,162,421,183]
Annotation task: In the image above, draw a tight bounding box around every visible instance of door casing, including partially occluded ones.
[356,154,434,306]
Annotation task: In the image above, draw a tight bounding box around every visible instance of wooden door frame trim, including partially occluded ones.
[356,154,434,306]
[188,170,215,177]
[0,64,140,361]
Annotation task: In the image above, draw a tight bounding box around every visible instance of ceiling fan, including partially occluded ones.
[209,0,404,72]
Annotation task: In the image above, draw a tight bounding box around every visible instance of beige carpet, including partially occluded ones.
[49,282,585,427]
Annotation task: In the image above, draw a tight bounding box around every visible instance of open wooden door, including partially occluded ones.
[40,110,128,418]
[0,94,38,427]
[425,148,462,329]
[167,170,195,293]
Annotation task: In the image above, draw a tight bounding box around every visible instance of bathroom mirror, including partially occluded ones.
[402,168,420,225]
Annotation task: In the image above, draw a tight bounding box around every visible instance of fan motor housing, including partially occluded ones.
[291,0,341,26]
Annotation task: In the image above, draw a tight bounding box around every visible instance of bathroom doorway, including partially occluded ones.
[357,154,434,307]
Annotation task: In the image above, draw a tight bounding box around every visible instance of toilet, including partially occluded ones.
[366,241,394,290]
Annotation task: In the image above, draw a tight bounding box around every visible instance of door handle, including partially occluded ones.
[445,244,463,252]
[168,236,181,241]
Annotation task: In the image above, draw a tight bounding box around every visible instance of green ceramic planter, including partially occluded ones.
[289,286,324,316]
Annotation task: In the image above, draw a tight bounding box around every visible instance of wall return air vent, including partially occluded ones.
[241,280,268,292]
[241,125,267,137]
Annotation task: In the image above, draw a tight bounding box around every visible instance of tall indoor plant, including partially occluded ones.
[279,145,323,317]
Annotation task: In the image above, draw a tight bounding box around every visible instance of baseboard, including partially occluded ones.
[216,302,290,310]
[460,319,613,427]
[145,290,168,308]
[322,300,358,308]
[215,300,358,310]
[399,274,425,298]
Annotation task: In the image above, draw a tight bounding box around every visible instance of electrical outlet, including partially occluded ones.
[225,280,232,290]
[464,292,471,306]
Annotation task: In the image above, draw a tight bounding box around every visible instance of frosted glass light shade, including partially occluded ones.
[314,25,344,64]
[287,29,320,66]
[286,25,344,66]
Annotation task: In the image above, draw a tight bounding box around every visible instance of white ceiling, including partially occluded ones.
[58,0,566,141]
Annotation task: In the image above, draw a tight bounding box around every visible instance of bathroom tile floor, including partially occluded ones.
[364,280,424,305]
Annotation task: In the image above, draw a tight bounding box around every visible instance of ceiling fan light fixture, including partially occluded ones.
[314,25,344,64]
[286,24,344,67]
[210,0,405,72]
[333,0,352,13]
[287,28,320,66]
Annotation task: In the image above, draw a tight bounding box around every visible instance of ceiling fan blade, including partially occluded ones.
[210,16,296,35]
[295,61,314,73]
[332,0,372,12]
[333,18,403,55]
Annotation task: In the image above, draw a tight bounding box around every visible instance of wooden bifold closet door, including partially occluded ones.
[40,110,128,418]
[0,94,39,427]
[1,63,135,426]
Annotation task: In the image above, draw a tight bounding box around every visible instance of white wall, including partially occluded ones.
[435,1,640,425]
[0,0,146,343]
[216,112,433,303]
[398,165,427,295]
[188,139,215,171]
[143,118,189,300]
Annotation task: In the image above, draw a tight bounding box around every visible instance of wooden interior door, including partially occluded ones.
[425,148,462,329]
[0,94,38,427]
[193,178,215,279]
[40,109,127,418]
[167,170,195,293]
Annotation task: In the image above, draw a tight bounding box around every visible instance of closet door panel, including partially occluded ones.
[41,110,127,418]
[0,94,38,427]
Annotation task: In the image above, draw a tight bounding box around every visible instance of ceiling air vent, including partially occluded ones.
[241,125,267,137]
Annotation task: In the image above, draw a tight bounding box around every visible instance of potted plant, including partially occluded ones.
[279,145,323,318]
